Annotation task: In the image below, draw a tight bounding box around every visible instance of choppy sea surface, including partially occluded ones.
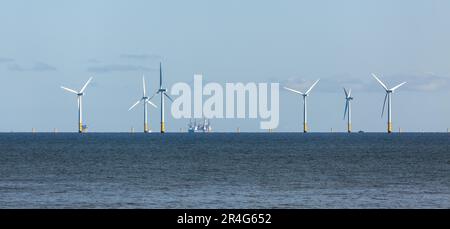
[0,133,449,208]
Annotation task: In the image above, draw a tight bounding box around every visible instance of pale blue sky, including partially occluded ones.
[0,0,449,132]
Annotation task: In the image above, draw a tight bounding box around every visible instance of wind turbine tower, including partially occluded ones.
[129,76,158,133]
[372,73,406,133]
[149,63,173,133]
[60,77,93,133]
[284,79,320,133]
[343,88,353,133]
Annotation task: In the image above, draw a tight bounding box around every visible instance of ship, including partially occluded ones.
[188,118,212,133]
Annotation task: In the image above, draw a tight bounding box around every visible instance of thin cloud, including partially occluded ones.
[120,54,161,60]
[0,57,14,63]
[87,64,156,73]
[281,77,320,93]
[281,76,344,93]
[32,62,57,71]
[7,62,57,72]
[335,77,371,92]
[381,73,449,92]
[282,73,450,93]
[7,64,23,71]
[87,58,101,63]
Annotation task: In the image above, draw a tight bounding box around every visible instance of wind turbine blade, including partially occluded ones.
[343,88,348,98]
[348,89,352,98]
[128,100,141,111]
[381,93,388,117]
[371,73,388,91]
[390,82,406,91]
[343,100,348,119]
[142,75,146,96]
[80,77,93,93]
[164,93,174,102]
[305,79,320,95]
[61,86,78,94]
[283,87,303,95]
[148,100,157,108]
[149,90,159,100]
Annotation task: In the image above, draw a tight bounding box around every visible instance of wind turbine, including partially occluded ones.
[128,75,158,133]
[372,73,406,133]
[343,88,353,133]
[284,79,320,133]
[61,77,93,133]
[149,62,173,133]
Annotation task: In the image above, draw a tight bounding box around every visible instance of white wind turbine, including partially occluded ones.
[284,79,320,133]
[128,76,158,133]
[61,77,93,133]
[343,88,354,133]
[372,73,406,133]
[148,62,173,133]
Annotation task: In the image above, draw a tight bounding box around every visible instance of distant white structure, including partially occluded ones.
[283,79,320,133]
[61,77,93,133]
[372,73,406,133]
[188,118,212,133]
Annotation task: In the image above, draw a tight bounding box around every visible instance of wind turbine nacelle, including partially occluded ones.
[77,93,84,96]
[159,89,167,92]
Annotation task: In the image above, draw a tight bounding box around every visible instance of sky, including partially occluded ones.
[0,0,449,132]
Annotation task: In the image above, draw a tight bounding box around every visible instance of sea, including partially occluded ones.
[0,133,449,208]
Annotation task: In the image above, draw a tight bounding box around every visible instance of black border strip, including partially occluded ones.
[0,209,449,226]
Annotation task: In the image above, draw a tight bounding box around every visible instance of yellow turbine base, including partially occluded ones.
[348,123,352,133]
[79,123,83,133]
[388,122,392,133]
[303,123,308,133]
[144,123,149,133]
[161,122,165,133]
